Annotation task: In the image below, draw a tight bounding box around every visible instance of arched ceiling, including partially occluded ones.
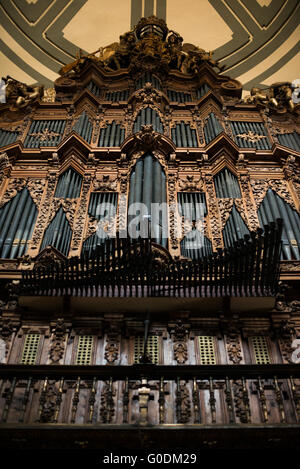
[0,0,299,91]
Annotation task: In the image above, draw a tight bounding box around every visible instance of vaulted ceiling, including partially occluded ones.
[0,0,299,91]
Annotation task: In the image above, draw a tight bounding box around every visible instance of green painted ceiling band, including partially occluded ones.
[211,0,298,70]
[0,8,66,72]
[224,10,300,78]
[0,0,81,67]
[0,39,53,86]
[13,0,54,24]
[45,0,89,59]
[209,0,250,61]
[245,42,300,91]
[240,0,285,28]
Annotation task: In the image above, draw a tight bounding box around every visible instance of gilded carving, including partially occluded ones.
[0,316,15,362]
[0,152,10,185]
[275,320,296,364]
[243,82,299,114]
[3,75,44,112]
[93,174,117,192]
[30,174,57,250]
[239,174,260,230]
[133,83,162,105]
[71,175,92,251]
[178,175,203,192]
[0,178,27,207]
[250,178,296,210]
[167,173,180,250]
[204,174,223,249]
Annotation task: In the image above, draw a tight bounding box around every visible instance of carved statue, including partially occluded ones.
[243,82,299,113]
[99,31,136,71]
[2,75,44,111]
[180,44,225,74]
[59,49,95,76]
[58,16,225,78]
[167,31,184,70]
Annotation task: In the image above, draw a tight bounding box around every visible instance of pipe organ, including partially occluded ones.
[0,15,300,452]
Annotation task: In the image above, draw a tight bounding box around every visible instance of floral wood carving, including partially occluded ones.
[251,178,296,210]
[33,246,66,269]
[178,175,203,192]
[170,321,189,364]
[226,327,243,364]
[0,316,16,361]
[133,82,162,105]
[49,318,68,364]
[275,320,296,364]
[239,174,260,230]
[204,174,223,249]
[39,380,58,423]
[104,327,120,364]
[218,199,234,228]
[0,178,26,207]
[132,124,162,152]
[0,153,10,185]
[93,174,118,192]
[71,175,91,251]
[168,173,180,250]
[30,174,57,250]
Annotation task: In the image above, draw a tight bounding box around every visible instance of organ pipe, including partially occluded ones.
[223,204,250,248]
[128,153,167,246]
[41,207,72,256]
[258,189,300,260]
[0,188,38,259]
[55,168,82,199]
[214,168,242,198]
[82,192,118,256]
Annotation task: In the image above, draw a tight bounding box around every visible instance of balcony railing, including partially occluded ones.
[20,221,282,298]
[1,363,299,426]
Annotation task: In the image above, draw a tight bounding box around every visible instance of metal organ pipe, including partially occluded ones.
[0,189,38,259]
[55,168,82,199]
[258,189,300,260]
[10,194,33,259]
[17,203,37,258]
[214,169,241,198]
[128,154,167,246]
[1,189,28,258]
[82,192,118,255]
[223,205,250,248]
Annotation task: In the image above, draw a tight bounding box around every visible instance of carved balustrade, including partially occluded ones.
[1,364,300,426]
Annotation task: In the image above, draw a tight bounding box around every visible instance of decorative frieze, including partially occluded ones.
[251,178,296,210]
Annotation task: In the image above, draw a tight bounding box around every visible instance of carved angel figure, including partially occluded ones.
[243,82,298,113]
[3,75,44,111]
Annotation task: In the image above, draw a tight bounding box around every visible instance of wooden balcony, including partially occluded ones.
[0,363,300,450]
